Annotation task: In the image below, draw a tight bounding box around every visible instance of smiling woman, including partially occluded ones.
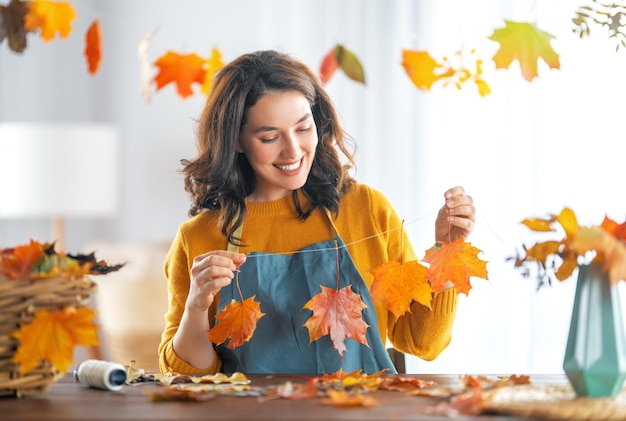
[1,0,625,376]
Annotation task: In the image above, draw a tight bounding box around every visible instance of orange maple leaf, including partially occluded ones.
[208,296,265,349]
[84,19,102,75]
[0,239,45,280]
[153,51,207,98]
[11,306,99,374]
[422,239,489,295]
[24,0,76,42]
[488,20,560,82]
[370,260,432,320]
[302,284,369,359]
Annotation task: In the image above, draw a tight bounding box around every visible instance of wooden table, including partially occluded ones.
[0,373,568,420]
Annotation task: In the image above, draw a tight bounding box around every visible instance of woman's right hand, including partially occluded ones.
[186,250,247,312]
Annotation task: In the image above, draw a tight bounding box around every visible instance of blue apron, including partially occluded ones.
[217,211,396,375]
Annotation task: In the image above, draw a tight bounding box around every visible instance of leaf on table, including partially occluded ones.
[208,296,265,349]
[262,379,319,401]
[153,50,207,98]
[370,260,432,320]
[145,387,218,402]
[84,19,101,75]
[488,20,560,81]
[302,284,369,359]
[401,49,443,91]
[11,306,99,374]
[380,375,436,392]
[321,389,379,407]
[0,0,31,53]
[422,239,489,295]
[24,0,76,42]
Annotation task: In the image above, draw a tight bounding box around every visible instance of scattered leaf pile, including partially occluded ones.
[141,364,532,416]
[511,207,626,288]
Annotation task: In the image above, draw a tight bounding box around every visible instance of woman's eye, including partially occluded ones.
[298,126,311,133]
[260,136,278,143]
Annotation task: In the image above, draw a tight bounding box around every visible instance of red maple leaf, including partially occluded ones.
[423,239,489,295]
[153,51,207,98]
[302,285,369,359]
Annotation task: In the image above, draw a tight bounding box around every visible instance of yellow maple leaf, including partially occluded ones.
[488,20,560,81]
[401,49,443,91]
[201,47,225,96]
[208,296,265,349]
[24,0,76,42]
[370,260,432,320]
[11,306,99,374]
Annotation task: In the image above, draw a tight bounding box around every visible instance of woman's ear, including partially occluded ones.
[235,139,244,153]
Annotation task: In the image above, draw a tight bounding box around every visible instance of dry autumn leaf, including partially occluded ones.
[321,389,379,407]
[319,44,365,84]
[11,306,99,374]
[302,284,369,359]
[138,32,153,102]
[84,19,101,75]
[488,20,560,82]
[208,296,265,349]
[201,47,225,95]
[24,0,76,42]
[319,47,339,84]
[0,239,46,280]
[422,239,489,295]
[401,49,442,91]
[153,50,207,98]
[370,260,432,320]
[0,0,30,53]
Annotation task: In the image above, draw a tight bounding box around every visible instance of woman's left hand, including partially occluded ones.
[435,186,475,242]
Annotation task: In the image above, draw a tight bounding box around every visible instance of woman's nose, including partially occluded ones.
[282,133,300,157]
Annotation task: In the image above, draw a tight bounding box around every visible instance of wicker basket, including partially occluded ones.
[0,275,97,398]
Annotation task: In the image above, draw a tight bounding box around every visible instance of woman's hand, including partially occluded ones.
[186,250,247,312]
[435,186,475,242]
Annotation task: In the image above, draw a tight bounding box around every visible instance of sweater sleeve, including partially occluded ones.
[387,288,458,360]
[158,225,223,374]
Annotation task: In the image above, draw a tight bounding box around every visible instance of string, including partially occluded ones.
[241,208,439,260]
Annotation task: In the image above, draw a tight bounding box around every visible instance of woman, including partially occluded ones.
[158,50,475,375]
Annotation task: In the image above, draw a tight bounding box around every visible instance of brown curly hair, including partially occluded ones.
[182,50,356,245]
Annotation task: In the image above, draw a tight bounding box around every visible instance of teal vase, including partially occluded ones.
[563,263,626,397]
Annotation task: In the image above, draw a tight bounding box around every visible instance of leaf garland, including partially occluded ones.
[3,1,625,98]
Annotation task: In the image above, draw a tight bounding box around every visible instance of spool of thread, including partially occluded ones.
[73,359,127,391]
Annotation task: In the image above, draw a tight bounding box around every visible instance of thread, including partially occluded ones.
[73,359,127,391]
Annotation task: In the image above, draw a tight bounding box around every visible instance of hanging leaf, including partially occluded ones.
[11,306,99,374]
[0,0,30,53]
[302,284,369,359]
[422,239,489,295]
[84,19,102,75]
[488,20,560,82]
[336,45,366,84]
[319,46,339,84]
[153,50,207,98]
[201,47,225,96]
[138,32,153,102]
[401,49,443,91]
[370,260,432,320]
[208,296,265,349]
[24,0,76,42]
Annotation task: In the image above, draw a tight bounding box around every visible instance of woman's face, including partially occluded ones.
[239,90,318,202]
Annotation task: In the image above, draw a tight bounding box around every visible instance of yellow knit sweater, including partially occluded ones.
[159,183,458,374]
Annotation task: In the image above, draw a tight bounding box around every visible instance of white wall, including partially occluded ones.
[1,0,625,374]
